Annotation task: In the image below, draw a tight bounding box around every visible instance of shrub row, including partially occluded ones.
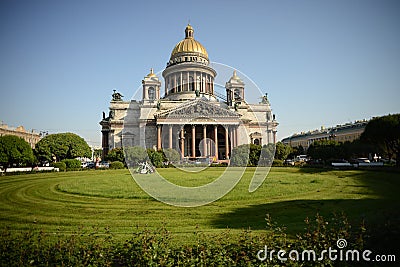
[109,161,124,169]
[51,162,66,171]
[0,213,388,266]
[50,159,81,171]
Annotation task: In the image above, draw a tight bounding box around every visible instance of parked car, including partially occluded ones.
[86,162,95,169]
[81,161,95,168]
[295,155,308,162]
[357,158,370,163]
[97,161,110,168]
[284,159,295,166]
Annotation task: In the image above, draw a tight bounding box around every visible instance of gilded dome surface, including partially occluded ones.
[170,24,208,60]
[146,68,156,77]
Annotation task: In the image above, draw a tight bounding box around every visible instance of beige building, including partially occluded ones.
[282,120,368,150]
[100,25,278,161]
[0,124,41,148]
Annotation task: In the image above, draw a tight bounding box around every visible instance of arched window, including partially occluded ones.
[148,87,155,100]
[234,89,241,100]
[254,139,260,145]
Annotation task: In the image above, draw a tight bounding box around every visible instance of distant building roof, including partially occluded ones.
[282,119,369,142]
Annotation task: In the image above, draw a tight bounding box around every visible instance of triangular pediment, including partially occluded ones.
[155,99,240,119]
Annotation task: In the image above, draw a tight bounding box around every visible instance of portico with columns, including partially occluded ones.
[154,99,241,161]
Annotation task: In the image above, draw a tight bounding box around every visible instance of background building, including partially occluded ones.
[281,120,368,150]
[0,123,41,148]
[100,25,278,161]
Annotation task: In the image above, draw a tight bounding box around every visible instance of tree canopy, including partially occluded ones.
[0,135,35,168]
[124,146,148,167]
[163,148,180,163]
[307,140,344,162]
[260,144,275,166]
[35,133,91,162]
[230,144,275,167]
[105,148,125,163]
[147,149,164,168]
[230,144,250,166]
[361,114,400,165]
[274,142,292,160]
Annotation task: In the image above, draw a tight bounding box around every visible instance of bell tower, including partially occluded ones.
[142,68,161,102]
[225,70,245,106]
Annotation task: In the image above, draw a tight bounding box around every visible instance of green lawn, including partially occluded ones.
[0,167,399,243]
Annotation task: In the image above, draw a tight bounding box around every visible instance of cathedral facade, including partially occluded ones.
[100,25,278,161]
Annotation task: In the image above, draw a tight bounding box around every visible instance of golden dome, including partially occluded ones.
[146,68,156,77]
[170,24,208,60]
[232,70,242,81]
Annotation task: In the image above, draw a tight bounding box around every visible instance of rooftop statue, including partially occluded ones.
[261,93,269,104]
[112,89,123,101]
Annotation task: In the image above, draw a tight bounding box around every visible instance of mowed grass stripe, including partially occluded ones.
[0,168,398,242]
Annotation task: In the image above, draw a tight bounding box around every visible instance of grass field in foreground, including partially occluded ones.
[0,167,399,243]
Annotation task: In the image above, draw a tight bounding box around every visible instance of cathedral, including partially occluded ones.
[100,24,278,162]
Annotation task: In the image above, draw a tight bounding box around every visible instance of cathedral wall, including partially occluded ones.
[238,125,251,145]
[143,124,157,149]
[123,101,141,147]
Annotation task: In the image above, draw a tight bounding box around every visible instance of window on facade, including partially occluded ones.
[254,139,260,145]
[148,87,155,100]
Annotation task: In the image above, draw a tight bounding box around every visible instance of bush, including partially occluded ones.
[105,148,125,163]
[272,159,284,166]
[51,162,66,172]
[0,213,375,266]
[163,148,180,163]
[210,162,228,167]
[147,149,163,168]
[61,159,81,171]
[109,161,124,169]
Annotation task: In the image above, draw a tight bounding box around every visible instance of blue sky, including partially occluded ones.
[0,0,399,147]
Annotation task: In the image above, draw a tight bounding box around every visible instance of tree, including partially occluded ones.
[124,146,148,167]
[307,140,344,163]
[163,148,180,163]
[274,142,292,160]
[230,144,250,166]
[344,139,376,159]
[259,144,275,166]
[230,144,275,167]
[0,135,35,168]
[288,145,305,159]
[249,144,262,166]
[361,114,400,166]
[105,148,125,163]
[93,148,102,160]
[147,149,164,168]
[35,133,91,162]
